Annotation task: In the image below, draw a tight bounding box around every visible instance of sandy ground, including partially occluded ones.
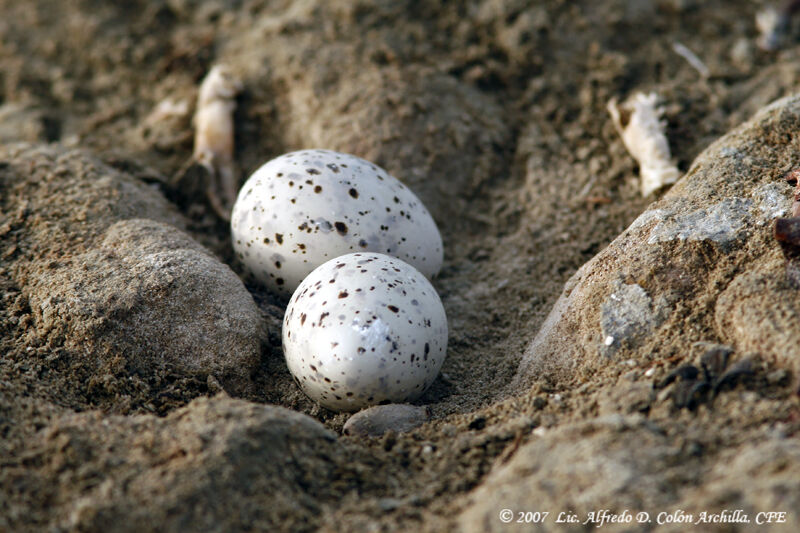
[2,1,800,531]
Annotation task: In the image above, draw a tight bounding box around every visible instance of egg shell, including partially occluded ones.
[231,149,443,295]
[282,252,448,412]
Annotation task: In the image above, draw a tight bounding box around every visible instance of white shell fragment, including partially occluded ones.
[282,252,448,412]
[607,92,681,197]
[231,149,444,295]
[194,65,242,218]
[671,42,710,79]
[343,403,430,437]
[756,7,784,51]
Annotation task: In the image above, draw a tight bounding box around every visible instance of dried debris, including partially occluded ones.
[175,65,243,220]
[607,92,681,197]
[657,346,755,410]
[671,42,710,79]
[756,1,800,51]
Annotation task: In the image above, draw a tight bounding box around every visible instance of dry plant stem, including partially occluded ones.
[193,65,242,220]
[607,93,681,197]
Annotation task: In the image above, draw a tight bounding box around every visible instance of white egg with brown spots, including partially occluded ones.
[282,252,448,412]
[231,149,443,295]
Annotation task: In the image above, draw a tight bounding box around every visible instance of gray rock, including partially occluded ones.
[30,220,263,393]
[660,438,800,532]
[458,416,683,533]
[0,144,264,398]
[22,396,345,533]
[343,404,429,438]
[646,197,753,249]
[515,94,800,389]
[461,417,800,533]
[600,282,662,356]
[753,182,790,222]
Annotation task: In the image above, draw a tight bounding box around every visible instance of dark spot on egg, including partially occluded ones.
[335,221,348,235]
[338,291,349,298]
[349,188,359,198]
[314,185,322,193]
[387,305,399,313]
[275,233,284,244]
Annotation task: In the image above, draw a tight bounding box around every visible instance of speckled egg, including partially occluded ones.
[282,252,448,412]
[231,149,444,295]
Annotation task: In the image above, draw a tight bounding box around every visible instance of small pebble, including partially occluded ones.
[378,498,402,512]
[343,403,429,437]
[766,369,789,386]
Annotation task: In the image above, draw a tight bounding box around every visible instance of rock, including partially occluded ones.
[600,281,665,357]
[645,197,754,250]
[30,219,263,393]
[662,438,800,532]
[0,144,264,400]
[515,94,800,389]
[458,416,684,533]
[11,396,346,532]
[343,404,430,438]
[0,103,54,143]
